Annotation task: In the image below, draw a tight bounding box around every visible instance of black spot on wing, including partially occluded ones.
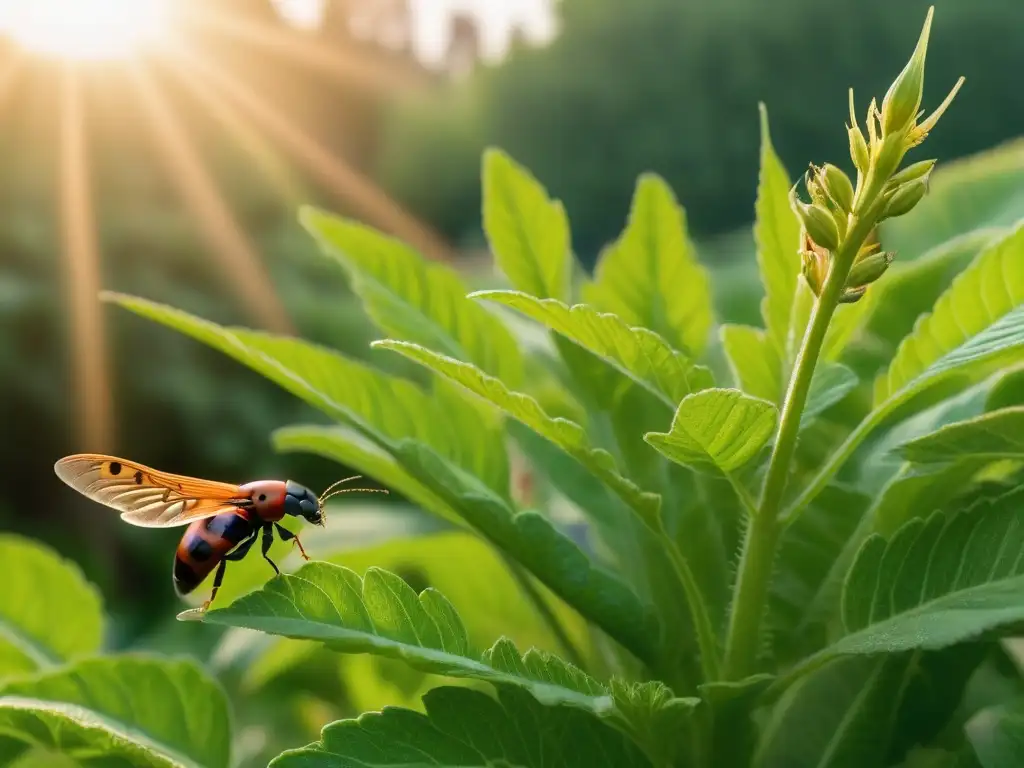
[108,461,122,476]
[134,470,143,485]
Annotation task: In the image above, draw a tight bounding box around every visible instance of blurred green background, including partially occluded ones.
[1,0,1023,759]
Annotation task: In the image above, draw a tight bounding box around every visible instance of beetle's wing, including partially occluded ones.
[55,454,249,528]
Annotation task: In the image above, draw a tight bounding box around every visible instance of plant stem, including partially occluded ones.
[722,213,878,680]
[502,554,587,668]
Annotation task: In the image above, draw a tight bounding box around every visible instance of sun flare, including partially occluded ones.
[0,0,169,61]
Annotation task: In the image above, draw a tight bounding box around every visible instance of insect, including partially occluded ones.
[54,454,385,611]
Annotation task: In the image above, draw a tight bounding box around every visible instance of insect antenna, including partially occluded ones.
[318,476,389,524]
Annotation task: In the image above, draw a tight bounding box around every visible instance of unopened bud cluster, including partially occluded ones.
[791,6,962,305]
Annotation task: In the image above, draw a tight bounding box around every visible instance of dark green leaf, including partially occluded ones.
[967,698,1024,768]
[802,362,859,427]
[270,686,653,767]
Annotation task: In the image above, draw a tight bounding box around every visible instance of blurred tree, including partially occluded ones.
[376,0,1024,262]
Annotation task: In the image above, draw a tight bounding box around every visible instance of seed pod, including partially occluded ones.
[848,125,870,173]
[822,164,855,212]
[791,187,840,251]
[881,7,932,135]
[846,251,894,288]
[873,133,906,182]
[888,159,935,188]
[839,286,869,304]
[882,180,928,219]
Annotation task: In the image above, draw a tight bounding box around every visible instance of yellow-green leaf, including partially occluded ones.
[754,104,802,359]
[373,339,662,528]
[720,324,783,403]
[0,536,103,678]
[301,205,523,386]
[645,388,777,474]
[584,174,713,356]
[473,290,713,409]
[482,148,571,302]
[896,407,1024,463]
[874,223,1024,405]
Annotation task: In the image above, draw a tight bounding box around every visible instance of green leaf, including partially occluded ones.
[645,388,777,475]
[897,407,1024,463]
[473,290,713,410]
[756,647,983,768]
[967,698,1024,768]
[194,561,682,755]
[584,174,713,356]
[270,685,653,767]
[802,362,859,427]
[788,487,1024,681]
[0,656,231,768]
[481,148,571,302]
[754,103,802,359]
[874,224,1024,407]
[721,324,783,403]
[274,424,462,527]
[104,293,509,497]
[372,339,662,528]
[388,441,660,666]
[881,139,1024,261]
[301,205,523,385]
[0,536,103,677]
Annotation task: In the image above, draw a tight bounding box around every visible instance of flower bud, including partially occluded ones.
[881,7,932,136]
[839,286,868,304]
[801,244,829,297]
[888,159,935,188]
[791,187,840,251]
[873,132,906,183]
[881,180,928,219]
[821,163,855,212]
[849,126,869,173]
[846,251,894,288]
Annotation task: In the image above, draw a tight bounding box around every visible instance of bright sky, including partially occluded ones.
[276,0,557,64]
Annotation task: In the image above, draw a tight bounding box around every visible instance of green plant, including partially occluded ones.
[10,7,1024,766]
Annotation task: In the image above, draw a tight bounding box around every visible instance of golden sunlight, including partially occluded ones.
[0,0,169,60]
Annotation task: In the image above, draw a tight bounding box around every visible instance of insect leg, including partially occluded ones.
[200,558,229,612]
[274,523,310,561]
[261,524,280,575]
[224,532,258,562]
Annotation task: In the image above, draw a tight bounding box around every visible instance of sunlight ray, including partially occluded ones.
[170,43,456,263]
[59,63,115,451]
[156,57,307,208]
[179,4,428,95]
[127,62,294,334]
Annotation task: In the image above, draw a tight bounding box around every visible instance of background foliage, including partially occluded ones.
[2,0,1024,765]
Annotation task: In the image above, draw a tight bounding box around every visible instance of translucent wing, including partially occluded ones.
[54,454,249,528]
